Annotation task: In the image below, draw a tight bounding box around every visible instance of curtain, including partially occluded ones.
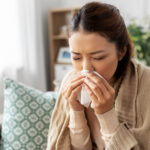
[0,0,47,114]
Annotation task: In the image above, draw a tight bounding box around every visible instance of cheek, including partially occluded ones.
[95,57,119,81]
[71,60,82,71]
[105,59,118,80]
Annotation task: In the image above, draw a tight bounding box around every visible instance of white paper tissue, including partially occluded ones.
[77,70,105,108]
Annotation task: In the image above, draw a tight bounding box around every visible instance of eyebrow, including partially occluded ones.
[71,50,106,55]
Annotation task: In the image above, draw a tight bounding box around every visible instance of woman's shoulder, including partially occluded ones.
[133,59,150,79]
[132,58,150,91]
[131,59,150,117]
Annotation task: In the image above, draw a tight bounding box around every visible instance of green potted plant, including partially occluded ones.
[127,19,150,66]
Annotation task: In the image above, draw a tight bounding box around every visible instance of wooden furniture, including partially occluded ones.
[48,7,80,90]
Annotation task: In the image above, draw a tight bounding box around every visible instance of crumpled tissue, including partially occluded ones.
[77,70,105,108]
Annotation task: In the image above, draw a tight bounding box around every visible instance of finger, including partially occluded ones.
[71,74,85,83]
[84,77,104,102]
[69,85,82,104]
[97,82,111,100]
[66,78,84,98]
[87,72,114,97]
[87,73,110,99]
[65,73,85,89]
[86,72,107,86]
[62,73,85,95]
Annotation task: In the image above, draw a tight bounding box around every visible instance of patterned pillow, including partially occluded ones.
[1,78,57,150]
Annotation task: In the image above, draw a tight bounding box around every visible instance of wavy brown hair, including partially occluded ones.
[69,2,134,80]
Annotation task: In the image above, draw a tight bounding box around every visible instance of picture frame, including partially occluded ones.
[57,47,71,63]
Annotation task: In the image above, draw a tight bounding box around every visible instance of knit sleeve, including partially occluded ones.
[106,122,139,150]
[96,108,138,150]
[68,108,92,150]
[96,108,120,146]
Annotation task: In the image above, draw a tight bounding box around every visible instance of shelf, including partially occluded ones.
[55,62,72,65]
[50,7,80,13]
[48,7,80,90]
[53,35,68,40]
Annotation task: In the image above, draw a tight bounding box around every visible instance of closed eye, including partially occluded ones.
[93,56,105,60]
[72,57,105,61]
[72,57,80,60]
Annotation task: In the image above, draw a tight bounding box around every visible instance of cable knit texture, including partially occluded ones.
[69,107,120,150]
[46,59,150,150]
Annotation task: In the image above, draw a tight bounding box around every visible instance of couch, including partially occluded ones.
[0,78,57,150]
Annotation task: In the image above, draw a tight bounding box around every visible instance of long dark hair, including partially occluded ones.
[69,2,134,79]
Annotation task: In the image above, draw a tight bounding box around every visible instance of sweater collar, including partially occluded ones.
[114,59,138,128]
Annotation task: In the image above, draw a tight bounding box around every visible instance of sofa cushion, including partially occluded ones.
[1,78,57,150]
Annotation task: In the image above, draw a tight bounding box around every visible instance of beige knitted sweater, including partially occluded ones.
[46,59,150,150]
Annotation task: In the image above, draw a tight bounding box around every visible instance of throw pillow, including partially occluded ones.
[1,78,57,150]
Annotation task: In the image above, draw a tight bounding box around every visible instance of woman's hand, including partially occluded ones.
[84,72,115,114]
[62,73,85,111]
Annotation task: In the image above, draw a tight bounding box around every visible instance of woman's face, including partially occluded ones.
[68,31,120,83]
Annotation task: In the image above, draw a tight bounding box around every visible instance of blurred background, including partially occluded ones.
[0,0,150,115]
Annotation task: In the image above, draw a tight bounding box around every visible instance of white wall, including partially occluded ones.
[57,0,149,24]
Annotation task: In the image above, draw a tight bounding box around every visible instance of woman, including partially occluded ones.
[46,2,150,150]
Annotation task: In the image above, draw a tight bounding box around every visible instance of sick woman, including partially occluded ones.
[46,2,150,150]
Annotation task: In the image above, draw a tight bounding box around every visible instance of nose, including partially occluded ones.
[82,59,94,71]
